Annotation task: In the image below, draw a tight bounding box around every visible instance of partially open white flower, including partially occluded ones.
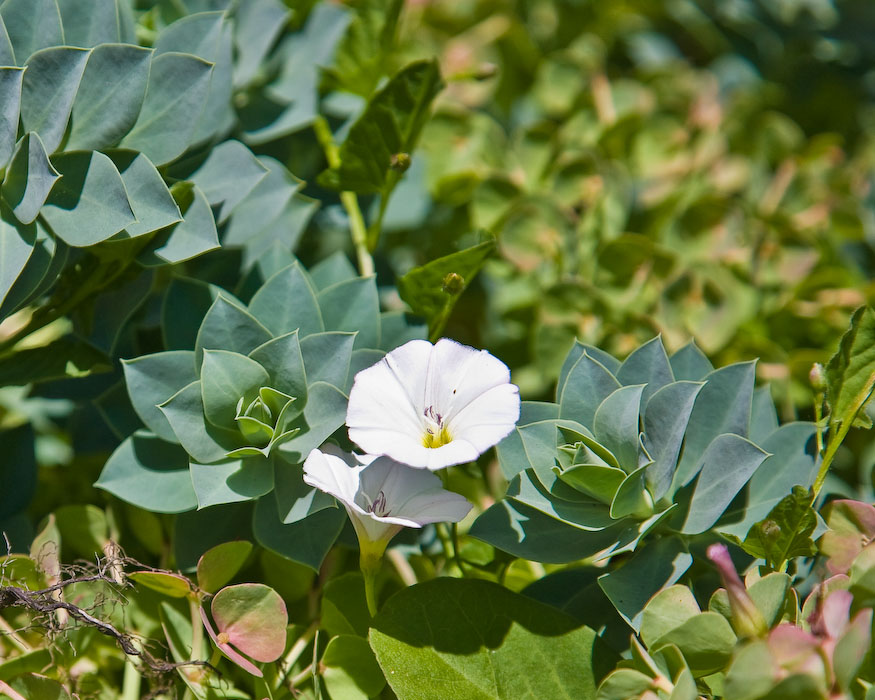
[346,338,520,470]
[302,445,473,548]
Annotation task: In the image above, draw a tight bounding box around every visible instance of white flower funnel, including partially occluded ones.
[303,444,473,547]
[346,338,521,470]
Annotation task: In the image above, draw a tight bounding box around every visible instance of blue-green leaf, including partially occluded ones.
[679,434,769,535]
[194,295,272,370]
[0,202,36,308]
[249,262,324,337]
[122,350,198,443]
[277,381,348,462]
[593,385,644,472]
[187,139,268,223]
[2,132,59,224]
[200,349,269,430]
[317,276,379,348]
[20,46,90,153]
[191,457,274,509]
[0,67,24,168]
[0,0,62,64]
[119,51,213,165]
[67,44,152,151]
[41,151,135,246]
[249,330,307,401]
[109,151,182,238]
[559,352,621,430]
[598,537,692,630]
[616,336,673,402]
[232,0,289,88]
[57,0,128,46]
[299,332,354,390]
[96,431,197,513]
[159,381,239,464]
[139,182,219,265]
[669,340,713,381]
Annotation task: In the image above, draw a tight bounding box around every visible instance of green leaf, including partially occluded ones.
[0,424,35,519]
[317,276,379,348]
[397,239,494,337]
[309,251,357,290]
[825,306,875,432]
[190,457,274,508]
[187,139,268,223]
[2,132,59,224]
[370,578,605,700]
[616,336,674,401]
[640,584,701,649]
[554,463,625,504]
[643,381,703,501]
[299,332,354,389]
[559,352,621,430]
[67,44,152,151]
[6,674,71,700]
[119,51,213,165]
[669,340,713,381]
[108,151,182,238]
[154,10,224,58]
[139,181,219,264]
[593,385,644,472]
[273,459,336,524]
[41,151,136,246]
[508,470,614,531]
[680,434,769,535]
[651,612,736,677]
[323,634,387,699]
[741,486,817,569]
[0,203,36,309]
[200,349,269,431]
[671,362,756,493]
[559,342,621,394]
[96,431,197,513]
[54,504,108,558]
[610,465,653,520]
[320,59,444,193]
[321,573,370,638]
[0,0,62,64]
[123,350,198,443]
[276,380,348,462]
[248,262,324,338]
[0,649,52,682]
[596,669,655,700]
[0,221,61,317]
[197,540,253,594]
[20,46,90,153]
[194,295,272,370]
[0,66,24,168]
[748,573,791,627]
[598,537,693,630]
[128,571,192,598]
[750,385,779,445]
[253,493,345,571]
[249,331,307,401]
[0,335,109,385]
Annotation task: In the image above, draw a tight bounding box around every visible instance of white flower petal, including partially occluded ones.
[448,383,521,452]
[427,338,512,421]
[302,448,361,505]
[395,487,472,524]
[346,338,520,470]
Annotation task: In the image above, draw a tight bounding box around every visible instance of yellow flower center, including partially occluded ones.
[422,405,452,448]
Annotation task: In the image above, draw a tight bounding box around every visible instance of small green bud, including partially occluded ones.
[473,62,498,80]
[442,272,465,295]
[810,362,826,393]
[390,152,411,172]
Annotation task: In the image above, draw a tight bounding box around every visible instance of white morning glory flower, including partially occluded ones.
[302,444,473,549]
[346,338,521,470]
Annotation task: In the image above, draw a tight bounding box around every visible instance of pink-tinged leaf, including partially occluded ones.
[128,571,192,598]
[200,606,263,677]
[211,583,287,663]
[821,500,875,574]
[197,540,253,594]
[820,590,852,640]
[767,624,824,677]
[833,608,873,692]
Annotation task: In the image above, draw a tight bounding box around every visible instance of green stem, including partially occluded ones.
[312,116,374,277]
[275,621,318,690]
[189,597,204,661]
[121,651,142,700]
[209,646,223,668]
[814,391,824,456]
[362,557,380,618]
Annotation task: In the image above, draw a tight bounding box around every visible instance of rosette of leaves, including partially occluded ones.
[471,336,820,628]
[97,257,424,569]
[0,2,313,378]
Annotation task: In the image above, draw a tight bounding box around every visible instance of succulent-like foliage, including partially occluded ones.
[97,258,423,568]
[472,336,820,626]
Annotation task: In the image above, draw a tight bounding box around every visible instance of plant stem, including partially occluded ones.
[121,652,142,700]
[275,621,318,690]
[0,680,27,700]
[362,557,380,618]
[189,597,204,661]
[312,116,375,277]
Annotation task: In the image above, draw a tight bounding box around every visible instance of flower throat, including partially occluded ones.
[422,405,452,448]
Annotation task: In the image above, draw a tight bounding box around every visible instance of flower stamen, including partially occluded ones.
[422,405,452,448]
[365,490,390,517]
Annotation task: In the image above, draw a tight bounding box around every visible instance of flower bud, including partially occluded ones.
[707,543,768,638]
[442,272,465,295]
[809,362,826,393]
[390,152,411,172]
